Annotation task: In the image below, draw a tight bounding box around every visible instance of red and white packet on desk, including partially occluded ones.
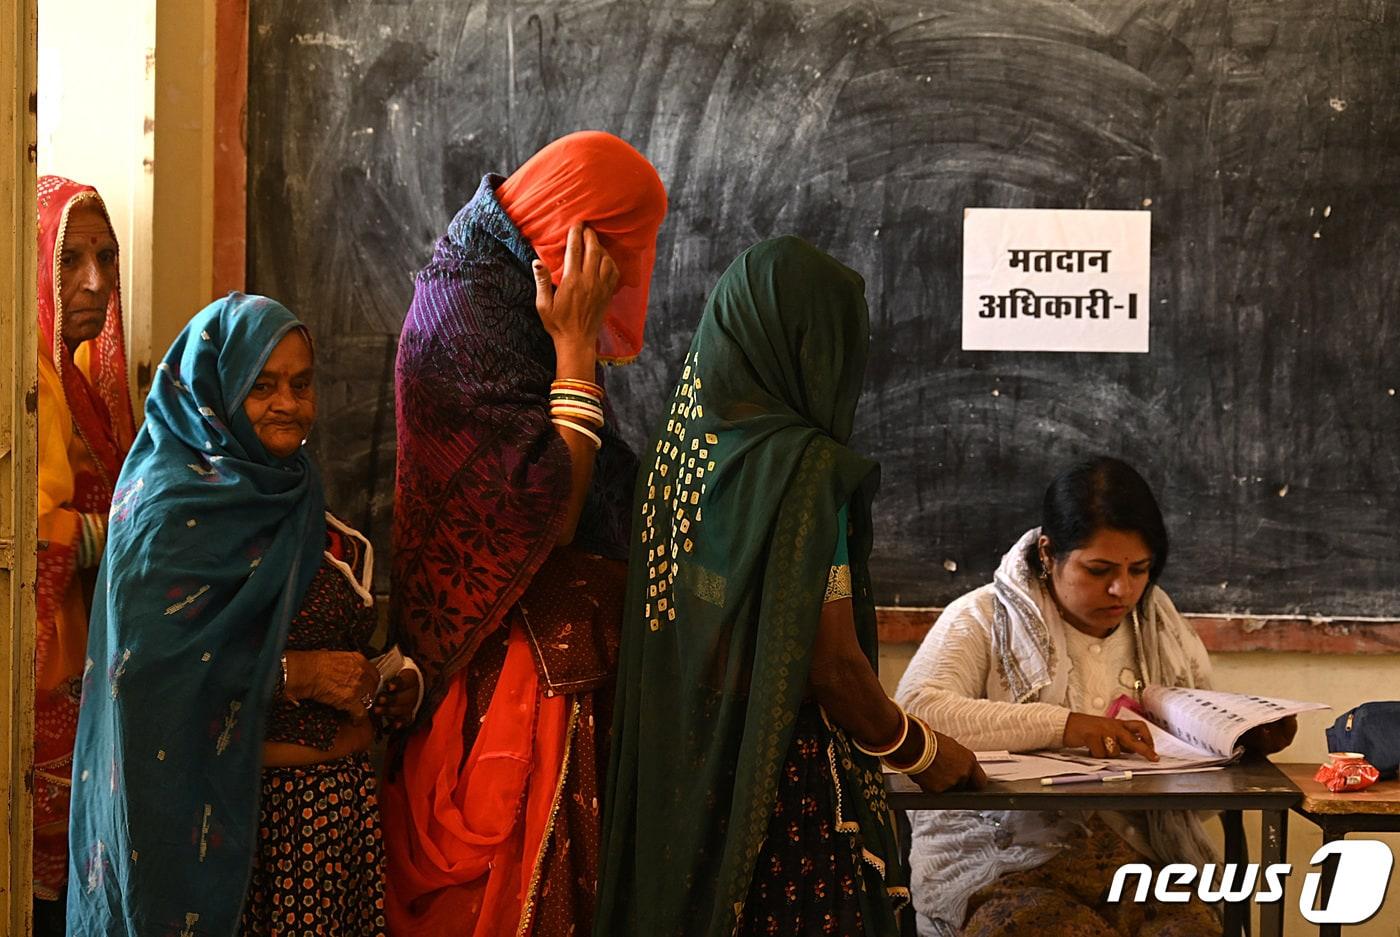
[1315,752,1381,792]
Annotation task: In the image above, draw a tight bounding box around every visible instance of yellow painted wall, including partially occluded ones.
[880,643,1400,935]
[150,0,216,382]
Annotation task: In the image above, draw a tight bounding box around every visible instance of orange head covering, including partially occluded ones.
[496,131,668,364]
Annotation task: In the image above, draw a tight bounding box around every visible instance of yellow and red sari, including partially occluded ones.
[34,176,135,899]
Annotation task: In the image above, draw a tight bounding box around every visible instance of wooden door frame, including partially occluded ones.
[2,0,40,929]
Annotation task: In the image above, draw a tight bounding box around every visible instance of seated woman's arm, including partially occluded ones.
[809,597,986,792]
[894,608,1072,753]
[896,605,1161,760]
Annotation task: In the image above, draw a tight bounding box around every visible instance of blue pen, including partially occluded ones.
[1040,771,1134,786]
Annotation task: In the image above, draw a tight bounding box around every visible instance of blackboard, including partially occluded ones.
[247,0,1400,616]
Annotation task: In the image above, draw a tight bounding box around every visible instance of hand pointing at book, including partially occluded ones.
[1063,712,1160,761]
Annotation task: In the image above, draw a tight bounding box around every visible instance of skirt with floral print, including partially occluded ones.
[240,752,386,937]
[737,706,890,937]
[962,815,1219,937]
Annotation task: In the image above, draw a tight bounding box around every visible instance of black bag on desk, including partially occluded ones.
[1326,701,1400,779]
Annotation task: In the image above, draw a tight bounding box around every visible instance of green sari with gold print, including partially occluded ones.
[596,237,906,937]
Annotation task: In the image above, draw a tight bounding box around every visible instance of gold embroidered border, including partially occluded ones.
[824,564,852,603]
[515,698,581,937]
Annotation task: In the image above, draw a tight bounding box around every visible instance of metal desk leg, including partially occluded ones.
[1314,825,1344,937]
[895,808,916,937]
[1222,810,1247,937]
[1259,809,1288,937]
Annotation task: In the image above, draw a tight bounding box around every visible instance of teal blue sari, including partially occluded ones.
[66,293,325,936]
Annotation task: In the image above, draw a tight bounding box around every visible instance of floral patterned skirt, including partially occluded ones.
[240,752,386,937]
[962,815,1219,937]
[736,705,906,937]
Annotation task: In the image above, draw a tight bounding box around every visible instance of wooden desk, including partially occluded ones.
[887,758,1301,937]
[1279,763,1400,937]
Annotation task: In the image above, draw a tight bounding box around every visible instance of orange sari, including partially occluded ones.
[382,628,571,935]
[385,132,663,936]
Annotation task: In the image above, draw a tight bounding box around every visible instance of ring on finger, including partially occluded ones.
[360,693,374,710]
[1103,736,1120,755]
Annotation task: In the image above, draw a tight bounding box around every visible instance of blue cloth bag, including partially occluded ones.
[1326,701,1400,780]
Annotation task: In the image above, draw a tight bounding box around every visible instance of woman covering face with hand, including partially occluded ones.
[66,294,422,937]
[385,131,667,937]
[895,457,1296,937]
[33,176,136,930]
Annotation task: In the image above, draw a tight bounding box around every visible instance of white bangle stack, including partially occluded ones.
[549,378,605,450]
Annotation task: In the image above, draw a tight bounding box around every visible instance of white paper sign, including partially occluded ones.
[962,208,1151,353]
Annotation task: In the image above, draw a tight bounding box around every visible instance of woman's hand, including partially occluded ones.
[1063,712,1159,761]
[909,731,989,793]
[373,667,422,731]
[1240,715,1297,755]
[283,650,380,719]
[533,224,620,378]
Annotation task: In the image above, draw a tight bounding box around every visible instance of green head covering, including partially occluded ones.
[597,237,901,935]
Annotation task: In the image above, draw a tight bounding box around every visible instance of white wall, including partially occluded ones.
[37,0,154,391]
[38,0,215,401]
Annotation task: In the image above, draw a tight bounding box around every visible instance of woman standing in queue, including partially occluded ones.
[34,176,136,935]
[384,131,667,936]
[595,237,985,937]
[66,294,420,936]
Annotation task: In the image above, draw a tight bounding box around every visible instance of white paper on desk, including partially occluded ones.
[981,754,1108,782]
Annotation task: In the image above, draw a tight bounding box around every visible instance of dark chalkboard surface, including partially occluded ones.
[247,0,1400,616]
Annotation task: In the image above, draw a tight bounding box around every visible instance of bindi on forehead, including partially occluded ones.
[64,208,115,245]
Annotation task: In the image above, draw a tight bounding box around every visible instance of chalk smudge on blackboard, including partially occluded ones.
[247,0,1400,615]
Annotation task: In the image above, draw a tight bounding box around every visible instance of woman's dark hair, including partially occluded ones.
[1029,456,1169,585]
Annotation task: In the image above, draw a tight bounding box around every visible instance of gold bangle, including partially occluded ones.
[886,714,938,775]
[907,716,939,775]
[853,708,908,758]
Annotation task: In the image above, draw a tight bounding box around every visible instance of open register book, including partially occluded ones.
[979,686,1329,782]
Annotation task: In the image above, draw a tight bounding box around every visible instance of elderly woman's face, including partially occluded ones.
[1040,527,1152,637]
[59,204,119,350]
[244,329,316,459]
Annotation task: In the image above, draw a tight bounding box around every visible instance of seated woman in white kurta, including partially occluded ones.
[895,456,1295,937]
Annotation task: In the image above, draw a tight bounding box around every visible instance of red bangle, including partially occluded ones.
[551,378,604,400]
[853,708,909,758]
